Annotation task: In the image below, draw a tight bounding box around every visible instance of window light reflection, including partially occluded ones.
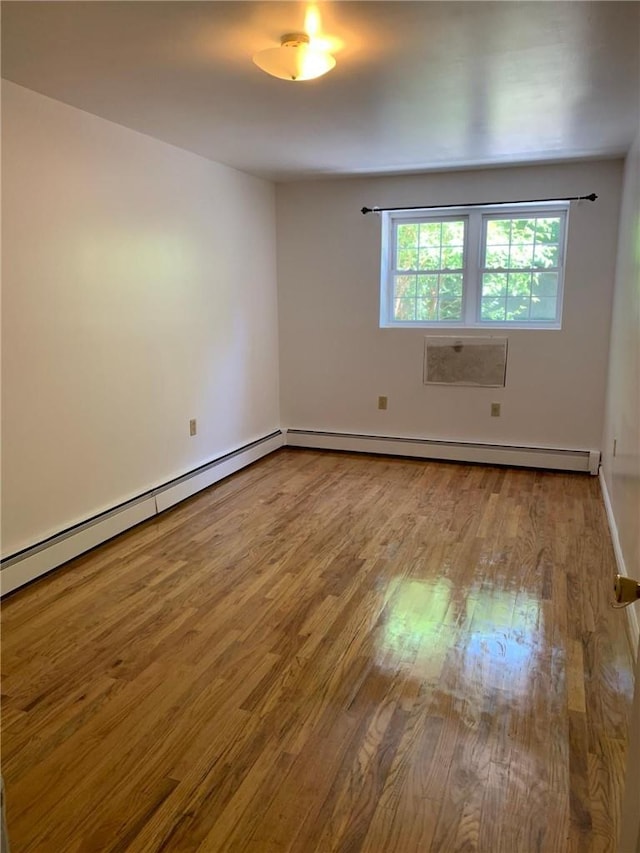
[378,578,544,699]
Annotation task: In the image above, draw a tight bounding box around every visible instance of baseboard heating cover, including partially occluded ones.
[1,430,284,596]
[286,429,600,475]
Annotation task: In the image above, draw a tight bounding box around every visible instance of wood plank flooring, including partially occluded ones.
[1,449,635,852]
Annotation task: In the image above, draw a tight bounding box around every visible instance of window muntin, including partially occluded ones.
[381,204,568,329]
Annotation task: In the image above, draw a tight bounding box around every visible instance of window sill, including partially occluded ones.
[379,322,562,331]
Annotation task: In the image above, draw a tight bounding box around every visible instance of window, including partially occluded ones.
[380,203,568,329]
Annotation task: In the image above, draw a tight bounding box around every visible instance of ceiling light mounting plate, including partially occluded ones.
[253,30,336,82]
[281,33,309,48]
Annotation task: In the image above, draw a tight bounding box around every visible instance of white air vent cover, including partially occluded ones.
[424,337,508,387]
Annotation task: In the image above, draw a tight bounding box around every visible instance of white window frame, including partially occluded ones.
[380,202,569,330]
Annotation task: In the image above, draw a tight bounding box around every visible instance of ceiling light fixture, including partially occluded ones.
[253,32,336,82]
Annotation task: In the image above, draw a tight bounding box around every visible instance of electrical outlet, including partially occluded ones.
[378,396,388,410]
[189,418,197,436]
[490,402,501,417]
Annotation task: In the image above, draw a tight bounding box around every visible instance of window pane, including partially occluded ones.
[439,274,463,298]
[394,274,417,298]
[482,273,507,297]
[506,297,530,320]
[439,299,462,321]
[532,272,558,297]
[417,298,438,321]
[535,218,561,243]
[533,244,559,269]
[417,275,438,298]
[397,223,419,249]
[418,247,441,270]
[419,222,441,247]
[486,220,511,245]
[484,215,563,279]
[397,248,418,270]
[441,246,463,269]
[481,297,506,321]
[394,298,416,321]
[530,297,557,320]
[510,218,535,242]
[442,221,465,243]
[483,209,565,322]
[509,244,534,269]
[485,245,509,268]
[507,273,531,297]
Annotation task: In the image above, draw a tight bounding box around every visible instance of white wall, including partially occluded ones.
[1,81,280,557]
[277,161,622,450]
[602,134,640,587]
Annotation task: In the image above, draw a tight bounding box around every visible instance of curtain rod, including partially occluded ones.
[360,193,597,215]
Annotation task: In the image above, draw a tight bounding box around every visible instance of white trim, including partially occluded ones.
[599,467,639,655]
[380,202,569,330]
[1,431,284,596]
[286,429,597,474]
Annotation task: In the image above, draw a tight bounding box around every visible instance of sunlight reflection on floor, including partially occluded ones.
[378,578,545,703]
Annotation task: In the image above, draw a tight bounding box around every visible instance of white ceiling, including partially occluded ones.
[2,1,639,181]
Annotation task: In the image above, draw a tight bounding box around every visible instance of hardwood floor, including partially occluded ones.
[1,449,634,852]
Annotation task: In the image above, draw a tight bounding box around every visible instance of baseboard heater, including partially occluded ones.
[1,430,284,596]
[285,429,599,475]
